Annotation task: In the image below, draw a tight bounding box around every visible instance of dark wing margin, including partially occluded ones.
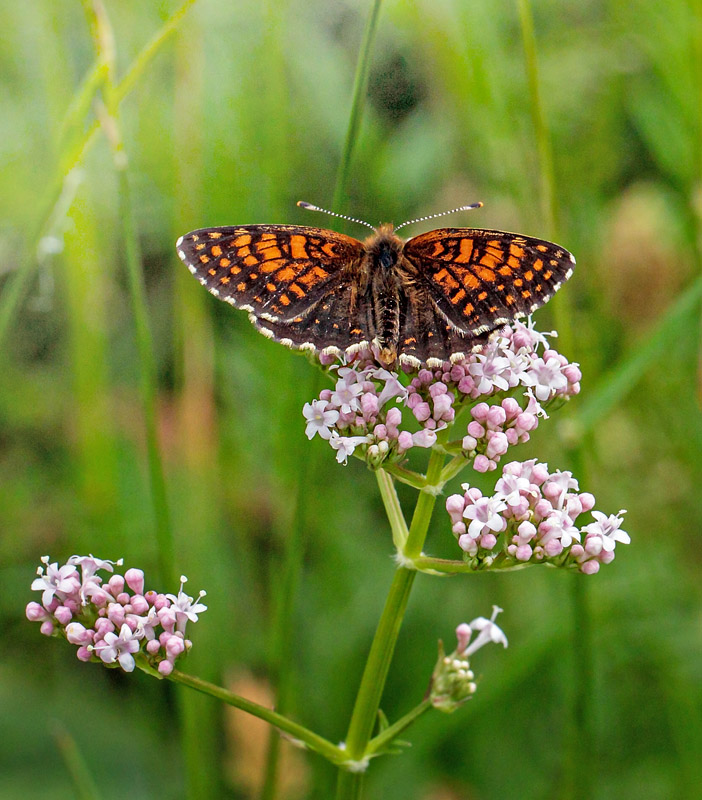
[176,224,364,322]
[402,227,575,336]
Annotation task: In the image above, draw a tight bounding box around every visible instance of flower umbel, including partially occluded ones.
[26,555,207,675]
[446,459,629,573]
[430,606,508,713]
[304,321,580,471]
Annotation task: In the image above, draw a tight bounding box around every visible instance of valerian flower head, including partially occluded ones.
[430,606,508,713]
[446,460,629,573]
[303,321,580,470]
[27,555,207,675]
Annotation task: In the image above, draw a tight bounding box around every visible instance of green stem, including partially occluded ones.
[337,452,444,797]
[567,576,593,800]
[168,671,344,765]
[375,468,409,550]
[342,566,417,763]
[335,772,365,800]
[366,698,432,757]
[404,449,445,558]
[380,461,427,490]
[331,0,383,211]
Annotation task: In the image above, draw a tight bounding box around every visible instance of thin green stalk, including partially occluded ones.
[0,0,195,352]
[168,671,344,765]
[332,0,383,211]
[516,0,572,356]
[568,575,593,800]
[366,698,431,757]
[375,468,409,550]
[342,566,417,763]
[404,449,445,558]
[52,722,102,800]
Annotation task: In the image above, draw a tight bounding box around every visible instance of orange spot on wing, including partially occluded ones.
[479,253,500,269]
[453,238,474,263]
[533,259,543,271]
[211,245,222,257]
[476,266,496,281]
[279,294,291,306]
[260,258,286,273]
[230,266,241,275]
[208,231,223,239]
[536,244,549,252]
[244,255,259,266]
[434,268,460,290]
[266,282,276,292]
[510,245,525,259]
[543,270,553,280]
[237,282,246,291]
[208,268,216,276]
[276,267,297,281]
[233,234,251,247]
[289,283,306,297]
[199,255,210,264]
[322,242,338,258]
[220,276,230,284]
[524,270,534,281]
[477,291,488,301]
[290,235,309,260]
[220,257,231,267]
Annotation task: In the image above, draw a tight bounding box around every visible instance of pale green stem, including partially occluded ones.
[366,698,432,757]
[375,468,409,550]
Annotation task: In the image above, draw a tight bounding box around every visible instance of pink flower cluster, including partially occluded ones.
[303,365,440,465]
[26,555,207,675]
[305,321,580,470]
[446,459,629,574]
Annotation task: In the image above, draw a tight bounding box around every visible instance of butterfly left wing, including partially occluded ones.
[176,225,364,322]
[402,228,575,336]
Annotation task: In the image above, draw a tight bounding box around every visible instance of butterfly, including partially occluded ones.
[176,202,575,369]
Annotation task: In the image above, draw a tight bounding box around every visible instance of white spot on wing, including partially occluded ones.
[176,236,184,248]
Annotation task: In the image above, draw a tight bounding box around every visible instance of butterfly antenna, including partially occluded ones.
[297,200,376,231]
[394,202,484,232]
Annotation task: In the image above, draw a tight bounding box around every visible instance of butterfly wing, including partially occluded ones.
[176,225,365,322]
[402,228,575,336]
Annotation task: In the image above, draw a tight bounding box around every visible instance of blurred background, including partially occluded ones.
[2,0,701,798]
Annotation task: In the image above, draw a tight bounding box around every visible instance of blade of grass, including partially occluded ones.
[331,0,383,211]
[0,0,196,352]
[52,722,102,800]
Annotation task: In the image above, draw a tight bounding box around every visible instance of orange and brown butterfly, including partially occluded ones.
[175,201,575,369]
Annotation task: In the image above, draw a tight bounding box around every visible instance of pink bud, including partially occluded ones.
[107,574,125,595]
[457,376,475,394]
[158,660,174,675]
[600,550,616,564]
[125,568,145,595]
[505,428,519,445]
[480,533,497,550]
[40,621,55,636]
[373,424,388,440]
[429,382,448,397]
[563,364,582,383]
[319,389,333,401]
[467,421,485,438]
[76,646,93,662]
[130,595,149,614]
[473,455,491,473]
[54,606,73,625]
[418,369,433,383]
[166,636,186,657]
[147,639,161,655]
[397,431,413,452]
[486,405,507,427]
[471,402,489,421]
[90,588,110,606]
[462,435,477,452]
[515,412,537,432]
[534,499,553,518]
[26,602,47,622]
[455,622,472,654]
[570,544,585,558]
[446,495,465,516]
[543,539,564,557]
[386,406,402,427]
[580,560,600,575]
[579,492,596,512]
[515,544,533,561]
[413,402,431,422]
[486,432,509,458]
[452,522,467,536]
[458,534,478,555]
[450,365,466,382]
[66,623,93,645]
[501,397,521,417]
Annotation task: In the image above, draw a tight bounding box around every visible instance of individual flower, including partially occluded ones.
[27,555,207,674]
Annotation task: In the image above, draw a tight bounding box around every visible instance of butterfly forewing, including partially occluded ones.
[403,228,575,337]
[176,225,364,322]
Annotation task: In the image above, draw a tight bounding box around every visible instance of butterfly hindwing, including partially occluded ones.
[403,228,575,336]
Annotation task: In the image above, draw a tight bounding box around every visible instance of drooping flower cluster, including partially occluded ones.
[446,459,629,574]
[430,606,508,713]
[26,555,207,675]
[304,321,580,469]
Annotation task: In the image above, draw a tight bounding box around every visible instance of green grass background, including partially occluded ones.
[2,0,701,798]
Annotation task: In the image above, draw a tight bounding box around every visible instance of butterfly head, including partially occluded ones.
[364,224,404,269]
